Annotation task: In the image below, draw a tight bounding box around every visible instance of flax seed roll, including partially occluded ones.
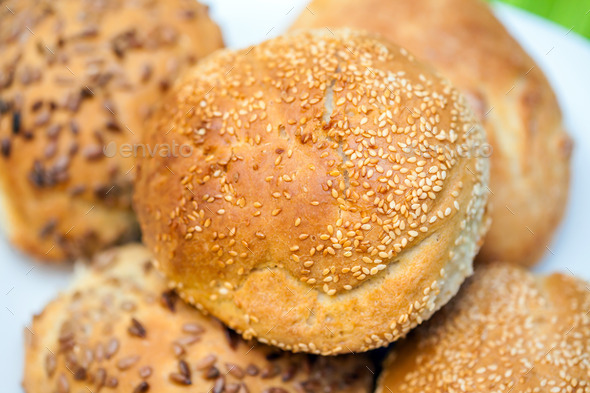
[134,29,490,355]
[0,0,223,261]
[291,0,573,266]
[376,263,590,393]
[23,244,374,393]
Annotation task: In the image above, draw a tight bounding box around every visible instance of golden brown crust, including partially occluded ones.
[376,263,590,393]
[134,29,490,354]
[291,0,572,266]
[23,244,374,393]
[0,0,223,261]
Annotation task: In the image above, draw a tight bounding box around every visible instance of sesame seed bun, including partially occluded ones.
[23,244,374,393]
[0,0,223,261]
[291,0,572,267]
[376,263,590,393]
[134,28,490,355]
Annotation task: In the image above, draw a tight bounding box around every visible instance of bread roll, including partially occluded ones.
[23,244,373,393]
[291,0,573,266]
[376,263,590,393]
[0,0,223,261]
[134,29,490,354]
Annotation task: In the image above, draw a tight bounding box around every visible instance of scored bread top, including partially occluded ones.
[291,0,573,267]
[135,28,490,354]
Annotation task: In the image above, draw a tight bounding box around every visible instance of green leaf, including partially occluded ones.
[489,0,590,39]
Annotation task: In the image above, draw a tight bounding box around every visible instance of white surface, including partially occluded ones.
[1,2,589,391]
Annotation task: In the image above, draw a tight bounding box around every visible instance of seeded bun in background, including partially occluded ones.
[0,0,223,261]
[134,29,490,355]
[291,0,573,266]
[23,244,374,393]
[376,263,590,393]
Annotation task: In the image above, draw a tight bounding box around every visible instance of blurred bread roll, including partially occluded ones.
[291,0,573,266]
[134,28,490,354]
[0,0,223,261]
[24,244,374,393]
[376,263,590,393]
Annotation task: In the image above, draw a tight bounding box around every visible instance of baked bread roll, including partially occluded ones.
[24,244,373,393]
[291,0,573,266]
[134,29,490,354]
[376,263,590,393]
[0,0,223,261]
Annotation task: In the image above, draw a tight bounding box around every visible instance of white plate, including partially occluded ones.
[2,2,589,391]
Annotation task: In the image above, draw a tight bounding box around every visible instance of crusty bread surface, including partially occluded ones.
[376,262,590,393]
[23,244,374,393]
[0,0,224,261]
[134,28,490,354]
